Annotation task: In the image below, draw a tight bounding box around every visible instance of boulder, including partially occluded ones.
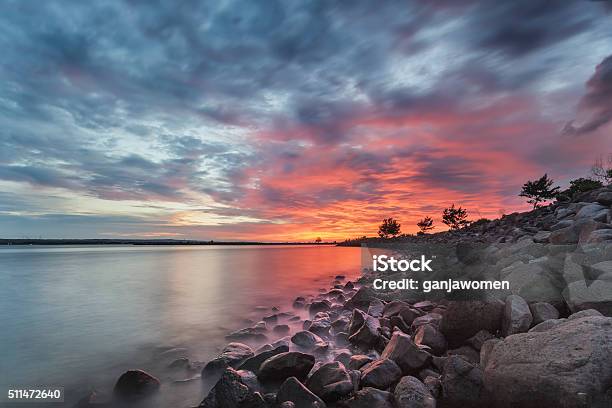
[258,352,315,382]
[575,203,608,222]
[596,191,612,206]
[276,377,326,408]
[338,387,394,408]
[273,325,290,335]
[360,358,402,389]
[305,361,353,402]
[113,370,160,401]
[348,309,366,336]
[292,331,326,350]
[479,339,502,368]
[411,313,443,332]
[309,300,331,316]
[383,300,406,317]
[466,330,496,351]
[348,355,374,370]
[414,324,447,356]
[483,315,612,407]
[394,376,436,408]
[199,368,265,408]
[238,345,289,374]
[345,287,377,311]
[203,343,254,377]
[585,229,612,243]
[563,280,612,316]
[528,302,559,325]
[440,300,504,345]
[348,314,381,349]
[309,314,332,337]
[446,346,480,365]
[381,331,431,375]
[502,295,533,336]
[368,299,385,317]
[440,356,483,407]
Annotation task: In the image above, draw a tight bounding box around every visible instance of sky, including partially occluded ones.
[0,0,611,241]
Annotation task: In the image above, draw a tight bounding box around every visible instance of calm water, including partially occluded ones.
[0,245,362,407]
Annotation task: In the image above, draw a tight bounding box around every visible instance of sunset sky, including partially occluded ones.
[1,1,611,241]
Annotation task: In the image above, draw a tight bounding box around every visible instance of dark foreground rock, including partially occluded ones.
[203,343,254,377]
[277,377,326,408]
[200,368,265,408]
[338,387,394,408]
[394,376,436,408]
[305,361,353,402]
[258,352,315,382]
[113,369,160,401]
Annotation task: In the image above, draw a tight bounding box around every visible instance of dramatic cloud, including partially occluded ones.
[0,0,611,240]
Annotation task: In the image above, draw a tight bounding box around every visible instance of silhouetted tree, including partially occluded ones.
[315,237,322,244]
[566,178,603,196]
[519,174,560,209]
[442,204,470,230]
[378,218,401,238]
[417,216,434,234]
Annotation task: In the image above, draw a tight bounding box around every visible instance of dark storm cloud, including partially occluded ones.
[564,55,612,136]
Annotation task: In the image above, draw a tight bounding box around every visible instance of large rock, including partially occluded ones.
[203,343,254,377]
[348,314,381,349]
[440,356,483,407]
[414,324,447,356]
[381,331,430,375]
[502,295,533,336]
[199,368,265,408]
[239,345,289,374]
[309,300,331,316]
[258,352,315,382]
[528,302,559,325]
[596,191,612,206]
[113,369,160,401]
[349,355,374,370]
[440,300,504,345]
[563,280,612,316]
[276,377,326,408]
[502,262,563,306]
[292,331,326,350]
[305,361,353,402]
[338,387,394,408]
[345,287,377,311]
[394,376,436,408]
[483,315,612,407]
[360,358,402,389]
[575,203,608,222]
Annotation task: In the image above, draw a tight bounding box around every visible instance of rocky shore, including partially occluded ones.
[99,186,612,408]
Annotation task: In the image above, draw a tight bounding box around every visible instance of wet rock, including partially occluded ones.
[348,313,381,349]
[528,302,559,325]
[291,331,326,350]
[389,315,411,334]
[338,387,394,408]
[309,313,332,337]
[294,297,307,309]
[465,330,495,351]
[368,299,385,317]
[383,300,406,317]
[440,300,504,345]
[414,324,447,356]
[225,327,268,343]
[332,349,352,367]
[398,307,421,326]
[348,309,366,336]
[276,377,326,408]
[502,295,533,336]
[263,314,278,325]
[394,376,436,408]
[345,287,377,311]
[273,324,290,335]
[239,345,289,375]
[168,357,191,369]
[113,370,160,401]
[199,368,265,408]
[305,361,353,402]
[331,316,350,334]
[258,352,315,382]
[411,313,442,332]
[344,281,355,290]
[484,315,612,407]
[360,358,402,390]
[381,331,431,375]
[440,355,483,407]
[203,343,254,377]
[309,300,331,316]
[349,355,374,370]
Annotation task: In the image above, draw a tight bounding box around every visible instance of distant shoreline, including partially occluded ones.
[0,239,338,246]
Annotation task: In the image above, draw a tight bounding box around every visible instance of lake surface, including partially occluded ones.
[0,245,362,407]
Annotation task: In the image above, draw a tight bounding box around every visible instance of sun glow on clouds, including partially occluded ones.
[0,1,612,241]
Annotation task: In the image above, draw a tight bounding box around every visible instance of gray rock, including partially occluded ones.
[291,331,326,350]
[596,191,612,206]
[305,361,353,402]
[532,231,550,243]
[440,300,504,344]
[550,220,573,231]
[394,376,436,408]
[479,339,502,368]
[568,308,603,319]
[309,314,332,337]
[466,330,496,351]
[585,229,612,243]
[349,355,374,370]
[414,324,447,355]
[368,299,385,317]
[410,313,443,332]
[309,300,331,316]
[528,302,559,325]
[484,315,612,407]
[423,376,442,399]
[258,352,315,382]
[345,287,377,311]
[338,387,394,408]
[276,377,326,408]
[381,331,431,375]
[440,355,483,407]
[383,300,407,317]
[238,345,289,374]
[446,345,480,365]
[113,370,160,401]
[199,368,265,408]
[502,295,533,336]
[563,280,612,316]
[203,343,255,377]
[527,318,567,333]
[348,314,381,349]
[360,358,402,389]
